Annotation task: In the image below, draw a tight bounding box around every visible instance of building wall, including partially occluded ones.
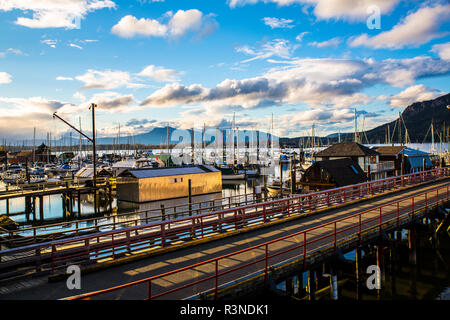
[118,171,222,203]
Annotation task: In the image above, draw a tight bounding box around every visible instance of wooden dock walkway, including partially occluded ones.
[0,175,448,300]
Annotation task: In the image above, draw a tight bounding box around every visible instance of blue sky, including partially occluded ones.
[0,0,449,142]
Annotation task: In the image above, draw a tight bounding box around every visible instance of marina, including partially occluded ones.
[0,1,449,309]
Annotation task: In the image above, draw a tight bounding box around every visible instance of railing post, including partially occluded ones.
[303,232,307,268]
[201,217,204,239]
[265,244,268,285]
[51,244,55,275]
[147,280,152,300]
[161,223,166,248]
[397,202,400,228]
[334,222,337,254]
[358,214,361,244]
[327,192,330,207]
[379,207,382,236]
[263,204,267,223]
[215,259,219,300]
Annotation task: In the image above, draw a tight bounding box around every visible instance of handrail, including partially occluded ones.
[0,168,448,280]
[66,182,449,300]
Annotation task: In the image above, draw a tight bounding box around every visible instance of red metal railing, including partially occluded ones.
[66,182,449,300]
[0,168,449,279]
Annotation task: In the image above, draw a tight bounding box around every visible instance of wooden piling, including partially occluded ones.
[39,196,44,221]
[188,179,192,216]
[307,270,315,300]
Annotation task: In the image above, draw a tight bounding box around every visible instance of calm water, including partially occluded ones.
[267,226,450,300]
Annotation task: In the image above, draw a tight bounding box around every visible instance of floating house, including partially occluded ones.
[300,158,367,192]
[314,142,395,180]
[371,146,406,176]
[116,165,222,203]
[401,148,433,173]
[111,158,159,177]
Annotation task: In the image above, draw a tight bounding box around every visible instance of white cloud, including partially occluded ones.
[111,15,168,38]
[75,69,145,90]
[41,39,58,48]
[350,4,450,49]
[167,9,203,37]
[86,91,138,113]
[56,76,74,81]
[228,0,400,21]
[295,31,309,42]
[0,48,26,58]
[236,39,299,63]
[262,17,294,29]
[309,37,341,48]
[111,9,217,39]
[137,65,181,82]
[0,72,12,84]
[385,85,443,108]
[432,42,450,61]
[139,56,450,113]
[0,0,116,29]
[69,43,83,50]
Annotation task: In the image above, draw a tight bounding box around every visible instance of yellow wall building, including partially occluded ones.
[117,165,222,203]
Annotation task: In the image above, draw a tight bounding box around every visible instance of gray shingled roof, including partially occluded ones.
[302,158,368,187]
[315,142,379,157]
[372,146,406,155]
[120,165,219,179]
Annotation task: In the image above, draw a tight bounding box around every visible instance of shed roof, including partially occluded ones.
[315,142,379,157]
[372,146,406,156]
[120,165,219,179]
[401,148,431,156]
[304,158,368,187]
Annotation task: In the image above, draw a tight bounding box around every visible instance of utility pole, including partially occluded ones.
[91,104,97,187]
[53,103,97,186]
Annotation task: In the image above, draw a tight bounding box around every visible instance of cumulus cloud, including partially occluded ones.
[0,0,116,29]
[0,48,26,58]
[85,91,138,113]
[138,65,182,82]
[228,0,400,21]
[236,39,299,63]
[41,39,58,48]
[139,56,450,113]
[262,17,294,29]
[0,72,12,84]
[0,96,74,115]
[75,69,145,90]
[111,9,217,39]
[432,42,450,61]
[111,15,167,38]
[350,4,450,49]
[56,76,74,81]
[383,85,444,108]
[309,37,341,48]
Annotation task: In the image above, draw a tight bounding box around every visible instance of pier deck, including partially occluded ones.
[0,171,448,300]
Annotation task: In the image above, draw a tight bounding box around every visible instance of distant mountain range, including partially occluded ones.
[281,93,450,147]
[5,93,449,150]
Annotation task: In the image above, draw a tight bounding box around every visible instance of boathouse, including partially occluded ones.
[314,142,394,180]
[371,146,406,176]
[300,158,368,192]
[116,165,222,202]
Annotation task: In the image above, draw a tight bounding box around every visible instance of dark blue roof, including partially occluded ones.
[401,148,431,156]
[125,165,219,179]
